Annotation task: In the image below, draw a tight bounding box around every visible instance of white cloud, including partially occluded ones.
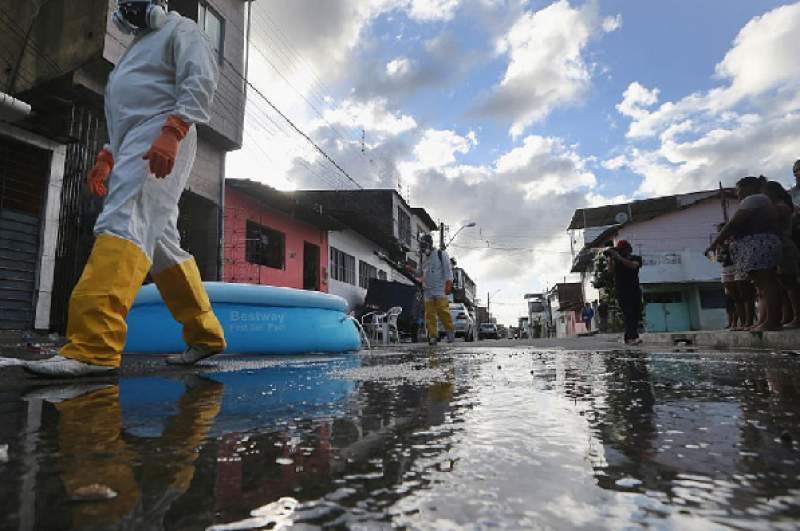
[386,57,412,78]
[407,0,462,21]
[602,14,622,33]
[279,115,605,322]
[711,2,800,109]
[611,2,800,197]
[616,82,660,120]
[317,98,418,137]
[601,154,627,171]
[411,129,475,169]
[230,0,619,323]
[477,0,618,138]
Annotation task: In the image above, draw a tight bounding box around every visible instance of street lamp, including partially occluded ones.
[487,289,501,318]
[445,222,477,248]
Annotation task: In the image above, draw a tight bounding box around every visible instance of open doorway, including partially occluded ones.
[303,241,320,291]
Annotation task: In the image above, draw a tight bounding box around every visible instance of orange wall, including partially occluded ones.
[224,188,329,292]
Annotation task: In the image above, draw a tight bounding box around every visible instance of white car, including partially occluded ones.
[438,303,476,341]
[479,323,499,340]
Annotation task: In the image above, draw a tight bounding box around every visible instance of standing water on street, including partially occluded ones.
[1,347,799,529]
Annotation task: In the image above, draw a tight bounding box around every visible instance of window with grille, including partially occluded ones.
[358,260,378,289]
[198,2,225,63]
[330,247,356,284]
[398,207,411,246]
[245,221,285,269]
[699,287,726,309]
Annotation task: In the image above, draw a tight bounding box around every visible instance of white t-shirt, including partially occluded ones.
[420,249,454,300]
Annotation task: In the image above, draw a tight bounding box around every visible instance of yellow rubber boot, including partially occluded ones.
[60,234,151,368]
[55,386,140,525]
[152,258,226,354]
[425,299,439,342]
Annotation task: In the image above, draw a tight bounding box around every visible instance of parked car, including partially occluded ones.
[439,303,476,341]
[479,323,499,340]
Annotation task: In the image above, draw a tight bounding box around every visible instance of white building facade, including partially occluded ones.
[327,229,413,311]
[570,192,739,333]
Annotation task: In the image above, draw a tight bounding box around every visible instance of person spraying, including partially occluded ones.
[417,235,455,345]
[26,0,226,377]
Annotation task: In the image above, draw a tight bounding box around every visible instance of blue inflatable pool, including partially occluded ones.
[124,282,361,354]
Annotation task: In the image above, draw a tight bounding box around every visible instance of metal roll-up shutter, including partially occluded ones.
[0,136,49,329]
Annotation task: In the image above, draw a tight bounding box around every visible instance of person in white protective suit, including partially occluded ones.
[26,0,226,377]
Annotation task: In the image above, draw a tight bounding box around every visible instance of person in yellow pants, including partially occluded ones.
[26,1,225,377]
[418,235,455,345]
[36,377,223,528]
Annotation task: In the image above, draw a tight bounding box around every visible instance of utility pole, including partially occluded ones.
[487,291,490,319]
[439,222,445,249]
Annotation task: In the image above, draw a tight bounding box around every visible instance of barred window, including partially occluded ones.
[398,207,411,246]
[330,247,356,285]
[358,260,378,289]
[245,221,285,270]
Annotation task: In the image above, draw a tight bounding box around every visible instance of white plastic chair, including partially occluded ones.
[379,306,403,344]
[360,311,382,342]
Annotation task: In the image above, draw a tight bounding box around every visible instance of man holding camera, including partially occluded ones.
[605,240,643,345]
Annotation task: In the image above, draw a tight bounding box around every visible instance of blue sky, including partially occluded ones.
[349,0,791,196]
[230,0,800,323]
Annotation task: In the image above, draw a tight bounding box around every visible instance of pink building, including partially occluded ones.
[224,180,345,292]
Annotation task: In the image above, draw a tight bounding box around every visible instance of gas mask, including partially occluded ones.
[113,0,168,35]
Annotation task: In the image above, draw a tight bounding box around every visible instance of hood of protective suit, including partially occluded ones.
[113,1,168,35]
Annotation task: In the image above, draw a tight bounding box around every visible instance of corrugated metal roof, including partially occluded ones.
[567,189,730,230]
[556,283,584,312]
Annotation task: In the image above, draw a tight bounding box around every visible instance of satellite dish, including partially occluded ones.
[614,212,629,224]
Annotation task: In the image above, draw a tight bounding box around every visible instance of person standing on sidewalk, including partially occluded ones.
[417,235,455,345]
[25,1,226,377]
[597,300,609,333]
[606,240,643,345]
[581,303,594,332]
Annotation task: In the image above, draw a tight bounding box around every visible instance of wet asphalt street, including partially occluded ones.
[1,343,800,530]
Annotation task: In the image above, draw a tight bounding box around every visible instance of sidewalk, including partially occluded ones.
[641,329,800,351]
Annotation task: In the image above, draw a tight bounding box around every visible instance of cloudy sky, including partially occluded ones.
[226,0,800,325]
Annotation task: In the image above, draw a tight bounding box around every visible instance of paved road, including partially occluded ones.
[2,343,799,529]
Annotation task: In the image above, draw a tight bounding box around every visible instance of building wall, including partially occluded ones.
[327,229,411,310]
[641,282,727,332]
[189,134,225,204]
[617,199,738,254]
[224,188,329,291]
[0,0,109,94]
[615,199,739,284]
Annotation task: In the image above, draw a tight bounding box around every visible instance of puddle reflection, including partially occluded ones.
[1,349,799,529]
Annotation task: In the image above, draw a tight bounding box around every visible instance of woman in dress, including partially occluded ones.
[707,176,783,332]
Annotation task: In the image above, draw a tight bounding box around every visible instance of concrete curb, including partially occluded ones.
[642,330,800,351]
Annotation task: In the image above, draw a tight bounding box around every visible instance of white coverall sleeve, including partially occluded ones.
[442,251,454,282]
[172,22,220,125]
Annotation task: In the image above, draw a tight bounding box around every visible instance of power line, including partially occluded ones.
[237,67,363,189]
[106,29,351,191]
[243,11,354,146]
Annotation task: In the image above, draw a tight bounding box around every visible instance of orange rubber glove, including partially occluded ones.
[143,115,190,178]
[445,280,454,295]
[87,149,114,197]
